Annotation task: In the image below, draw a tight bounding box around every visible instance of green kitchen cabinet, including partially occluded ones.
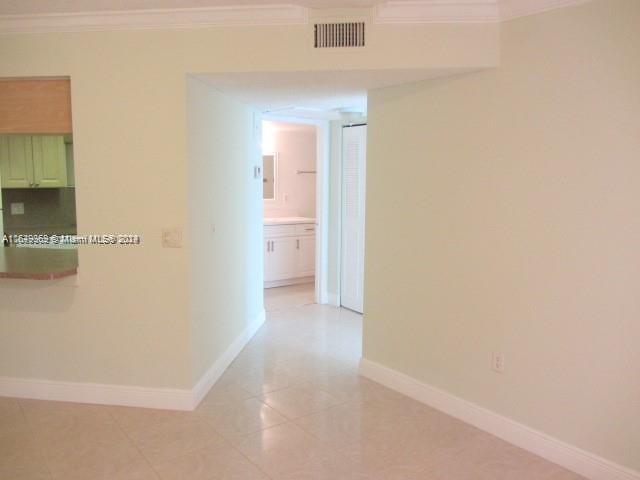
[0,136,33,188]
[0,135,67,188]
[32,136,67,188]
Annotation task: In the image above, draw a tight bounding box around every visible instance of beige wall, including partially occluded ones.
[187,77,263,384]
[0,18,498,389]
[364,0,640,471]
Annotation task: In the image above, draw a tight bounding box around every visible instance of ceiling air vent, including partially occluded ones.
[314,22,365,49]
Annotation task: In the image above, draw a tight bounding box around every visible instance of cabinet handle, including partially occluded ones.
[296,239,300,249]
[271,241,274,252]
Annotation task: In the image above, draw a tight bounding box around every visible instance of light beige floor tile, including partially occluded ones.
[153,443,268,480]
[0,426,51,480]
[41,434,153,480]
[231,365,299,396]
[131,416,228,466]
[109,406,194,440]
[267,450,371,480]
[293,400,403,449]
[196,397,288,441]
[261,386,345,419]
[235,422,330,475]
[422,435,583,480]
[264,284,315,312]
[198,383,255,410]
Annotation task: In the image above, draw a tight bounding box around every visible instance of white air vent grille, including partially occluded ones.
[314,22,365,48]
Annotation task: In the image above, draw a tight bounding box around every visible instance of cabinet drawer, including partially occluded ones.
[264,224,296,237]
[295,224,316,235]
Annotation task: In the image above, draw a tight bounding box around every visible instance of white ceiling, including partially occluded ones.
[196,69,472,119]
[0,0,381,15]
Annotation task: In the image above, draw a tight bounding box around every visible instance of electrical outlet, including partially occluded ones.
[161,228,182,248]
[10,203,24,215]
[491,352,505,373]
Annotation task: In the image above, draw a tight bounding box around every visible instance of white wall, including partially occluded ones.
[364,0,640,472]
[263,122,317,219]
[187,77,263,384]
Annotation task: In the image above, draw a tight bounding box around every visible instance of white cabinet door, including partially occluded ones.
[264,240,274,282]
[296,235,316,278]
[341,124,367,313]
[269,236,298,281]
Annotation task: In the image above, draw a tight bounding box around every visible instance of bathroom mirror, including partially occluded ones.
[263,153,277,201]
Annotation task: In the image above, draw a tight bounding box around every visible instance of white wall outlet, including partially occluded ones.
[491,352,505,373]
[161,228,182,248]
[10,202,24,215]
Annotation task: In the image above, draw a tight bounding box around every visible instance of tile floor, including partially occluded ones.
[264,283,316,312]
[1,285,584,479]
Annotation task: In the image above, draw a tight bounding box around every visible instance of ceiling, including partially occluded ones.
[0,0,382,15]
[196,68,472,119]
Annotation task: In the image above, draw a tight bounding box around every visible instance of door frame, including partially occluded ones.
[262,114,330,305]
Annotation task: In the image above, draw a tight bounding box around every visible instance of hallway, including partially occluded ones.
[1,299,583,479]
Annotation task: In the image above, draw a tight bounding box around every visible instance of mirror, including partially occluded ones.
[263,153,277,200]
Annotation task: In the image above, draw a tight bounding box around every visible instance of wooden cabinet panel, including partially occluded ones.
[0,78,72,134]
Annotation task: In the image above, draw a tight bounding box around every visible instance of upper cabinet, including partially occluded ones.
[0,135,67,188]
[0,136,32,188]
[0,78,72,134]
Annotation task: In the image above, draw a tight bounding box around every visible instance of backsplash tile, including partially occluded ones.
[2,188,76,231]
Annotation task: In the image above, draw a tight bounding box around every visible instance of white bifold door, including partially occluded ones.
[341,124,367,313]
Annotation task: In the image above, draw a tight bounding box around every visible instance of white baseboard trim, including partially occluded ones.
[326,292,340,307]
[0,309,266,411]
[191,309,266,408]
[359,359,639,480]
[264,277,314,289]
[0,376,194,410]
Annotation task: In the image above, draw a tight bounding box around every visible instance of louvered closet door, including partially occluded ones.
[341,124,367,313]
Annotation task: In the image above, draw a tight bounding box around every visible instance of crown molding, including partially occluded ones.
[0,0,593,33]
[374,1,500,24]
[499,0,592,21]
[373,0,591,24]
[0,4,308,34]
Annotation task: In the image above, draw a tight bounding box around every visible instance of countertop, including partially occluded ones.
[0,247,78,280]
[4,226,77,236]
[264,217,316,226]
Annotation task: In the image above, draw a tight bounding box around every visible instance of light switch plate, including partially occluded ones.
[10,203,24,215]
[161,228,182,248]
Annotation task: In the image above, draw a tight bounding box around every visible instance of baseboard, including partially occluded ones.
[359,359,639,480]
[264,276,313,289]
[0,309,267,411]
[0,376,194,410]
[191,309,266,408]
[326,292,340,307]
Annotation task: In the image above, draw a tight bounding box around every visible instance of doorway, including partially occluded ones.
[262,119,319,311]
